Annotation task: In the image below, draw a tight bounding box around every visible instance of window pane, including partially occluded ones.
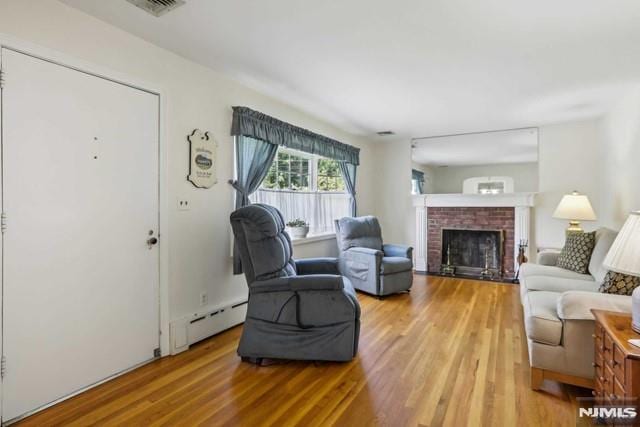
[291,159,302,174]
[317,157,344,192]
[290,173,301,190]
[263,166,277,189]
[278,159,288,173]
[277,170,288,189]
[318,175,327,191]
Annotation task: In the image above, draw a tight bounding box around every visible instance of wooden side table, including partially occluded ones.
[591,310,640,405]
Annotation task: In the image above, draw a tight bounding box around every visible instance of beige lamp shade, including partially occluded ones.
[603,211,640,276]
[552,191,597,221]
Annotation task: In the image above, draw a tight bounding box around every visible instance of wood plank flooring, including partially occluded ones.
[17,275,590,426]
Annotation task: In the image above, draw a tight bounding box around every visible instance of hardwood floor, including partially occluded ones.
[17,275,590,426]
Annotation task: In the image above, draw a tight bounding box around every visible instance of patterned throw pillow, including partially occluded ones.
[556,231,596,274]
[599,271,640,295]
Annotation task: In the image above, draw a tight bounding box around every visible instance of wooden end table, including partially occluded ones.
[591,309,640,405]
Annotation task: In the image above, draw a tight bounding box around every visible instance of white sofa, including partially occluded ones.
[520,228,632,389]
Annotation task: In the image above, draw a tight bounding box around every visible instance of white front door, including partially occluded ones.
[1,48,160,422]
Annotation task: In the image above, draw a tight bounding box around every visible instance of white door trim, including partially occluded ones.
[0,33,171,418]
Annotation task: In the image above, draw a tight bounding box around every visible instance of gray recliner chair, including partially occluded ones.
[230,204,360,363]
[335,216,413,296]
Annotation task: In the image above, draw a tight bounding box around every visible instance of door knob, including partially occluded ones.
[147,237,158,247]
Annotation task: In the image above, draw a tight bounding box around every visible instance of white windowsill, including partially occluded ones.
[291,232,336,246]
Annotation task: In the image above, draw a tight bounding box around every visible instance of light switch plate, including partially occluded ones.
[200,292,208,306]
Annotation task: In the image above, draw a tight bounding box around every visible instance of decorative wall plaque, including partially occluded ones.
[187,129,217,188]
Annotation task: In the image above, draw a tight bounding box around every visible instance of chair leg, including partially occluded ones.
[241,356,264,366]
[531,367,544,390]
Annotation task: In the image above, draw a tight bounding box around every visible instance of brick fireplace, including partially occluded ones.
[413,193,536,279]
[427,207,515,278]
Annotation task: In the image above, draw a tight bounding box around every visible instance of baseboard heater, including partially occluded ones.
[169,299,248,355]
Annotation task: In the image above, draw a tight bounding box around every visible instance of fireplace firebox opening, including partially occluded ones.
[440,228,505,279]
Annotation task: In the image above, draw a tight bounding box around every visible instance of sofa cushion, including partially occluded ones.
[556,231,596,274]
[521,263,595,281]
[589,228,618,284]
[380,257,413,275]
[523,291,563,346]
[521,273,597,294]
[599,271,640,296]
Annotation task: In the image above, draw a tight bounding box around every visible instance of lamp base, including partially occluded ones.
[566,221,583,234]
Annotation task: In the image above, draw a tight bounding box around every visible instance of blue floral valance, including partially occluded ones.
[231,106,360,165]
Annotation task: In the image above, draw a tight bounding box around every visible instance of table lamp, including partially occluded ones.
[603,211,640,333]
[552,191,597,233]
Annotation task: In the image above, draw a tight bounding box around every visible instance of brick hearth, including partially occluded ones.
[427,206,515,277]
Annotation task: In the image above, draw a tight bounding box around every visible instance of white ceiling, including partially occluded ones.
[412,128,538,166]
[60,0,640,139]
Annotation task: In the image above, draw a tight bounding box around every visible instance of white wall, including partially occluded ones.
[536,120,604,249]
[0,0,377,323]
[374,141,414,245]
[430,162,538,194]
[598,88,640,230]
[294,238,339,259]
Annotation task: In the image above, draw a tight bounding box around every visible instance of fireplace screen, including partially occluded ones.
[441,228,504,277]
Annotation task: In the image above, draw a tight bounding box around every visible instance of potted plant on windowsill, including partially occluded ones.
[286,219,310,239]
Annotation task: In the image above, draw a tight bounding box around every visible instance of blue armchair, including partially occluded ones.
[335,216,413,296]
[230,204,360,363]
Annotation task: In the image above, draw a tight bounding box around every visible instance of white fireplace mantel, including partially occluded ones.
[413,192,536,274]
[413,192,536,208]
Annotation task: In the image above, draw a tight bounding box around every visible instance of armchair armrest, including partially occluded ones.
[250,274,344,294]
[341,247,383,269]
[383,244,413,259]
[345,247,383,257]
[537,250,561,266]
[295,257,339,275]
[557,291,632,321]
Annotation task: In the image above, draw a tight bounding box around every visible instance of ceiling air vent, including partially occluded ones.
[126,0,186,17]
[376,131,395,136]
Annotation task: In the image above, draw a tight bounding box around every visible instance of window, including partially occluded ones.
[252,148,349,235]
[411,169,425,195]
[477,182,505,195]
[411,179,421,195]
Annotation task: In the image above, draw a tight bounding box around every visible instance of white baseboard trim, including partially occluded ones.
[169,299,247,355]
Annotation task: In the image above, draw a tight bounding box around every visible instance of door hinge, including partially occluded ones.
[1,355,7,378]
[1,212,7,234]
[0,69,4,89]
[153,348,161,358]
